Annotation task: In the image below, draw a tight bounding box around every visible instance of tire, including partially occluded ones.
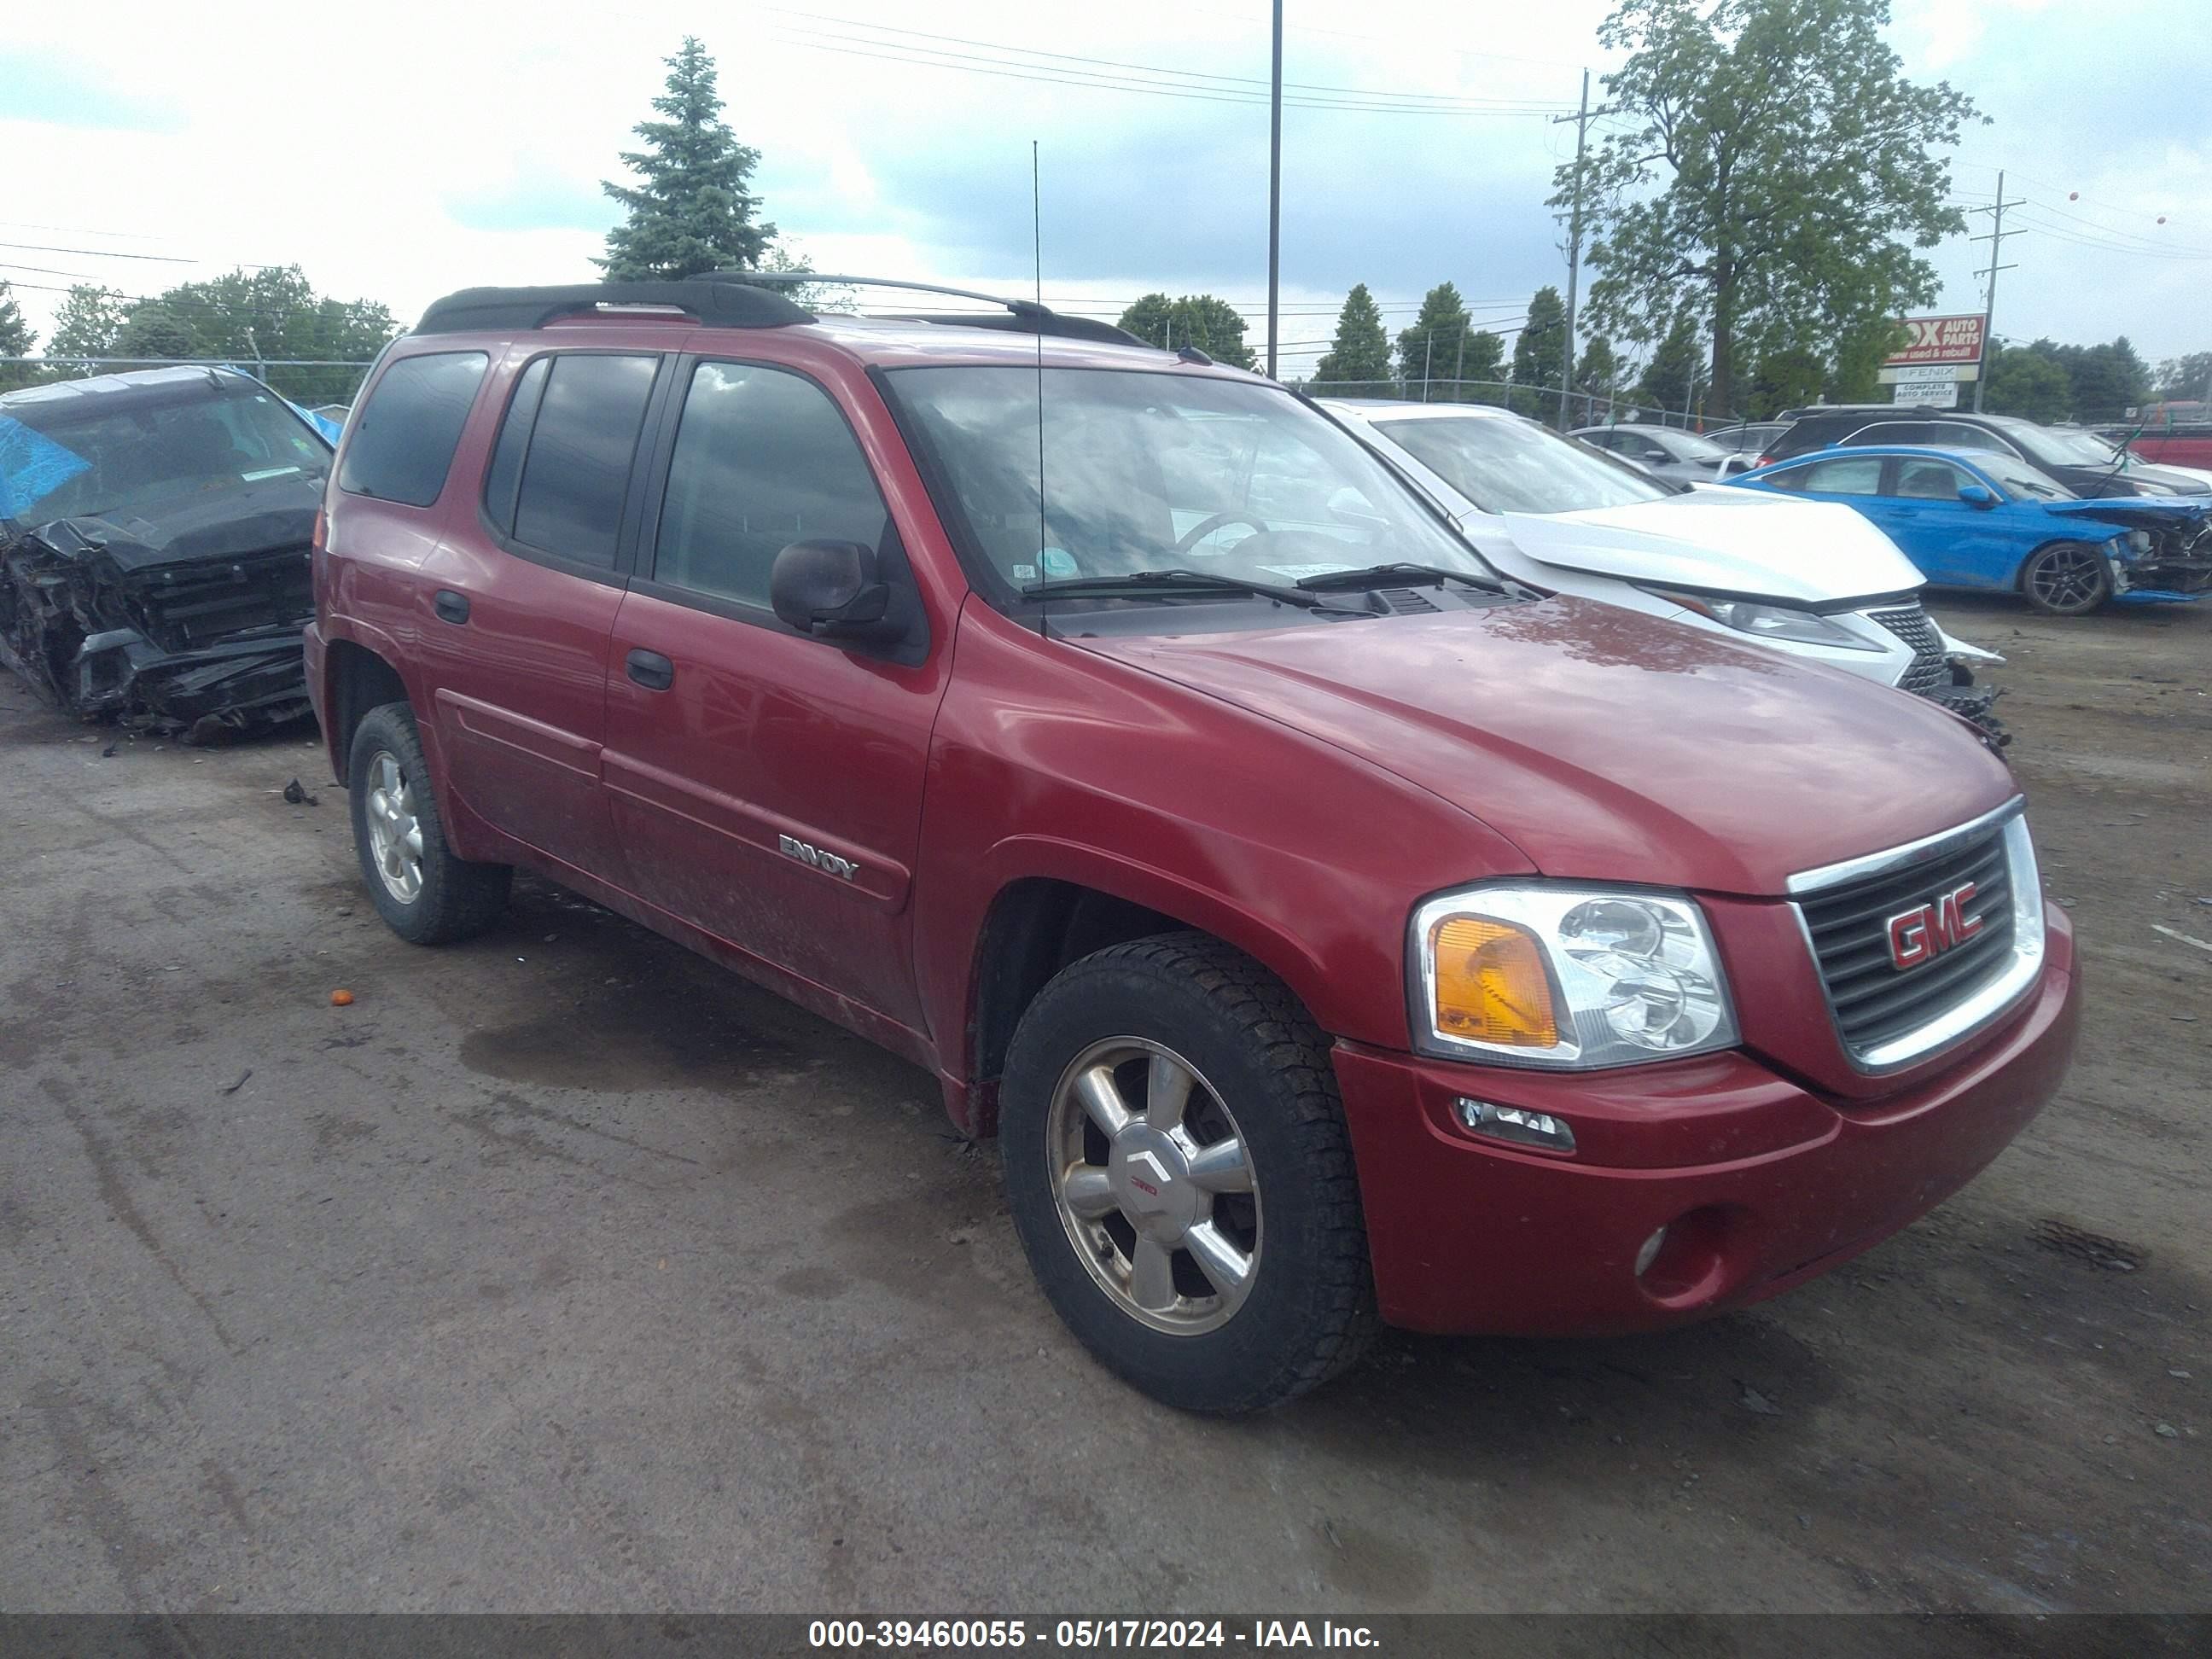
[347,701,511,945]
[2020,541,2112,616]
[999,932,1377,1413]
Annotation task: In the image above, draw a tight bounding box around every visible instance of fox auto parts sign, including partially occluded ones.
[1886,315,1986,367]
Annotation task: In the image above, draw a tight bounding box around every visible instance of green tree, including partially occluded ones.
[103,268,398,401]
[1575,335,1622,402]
[1312,283,1394,394]
[1557,0,1977,422]
[2055,337,2151,422]
[1397,282,1491,399]
[1511,285,1569,416]
[0,282,34,390]
[1981,344,2071,423]
[1115,294,1256,370]
[2152,352,2212,405]
[601,36,775,282]
[1635,314,1703,412]
[49,284,129,367]
[1744,346,1825,417]
[1825,315,1908,404]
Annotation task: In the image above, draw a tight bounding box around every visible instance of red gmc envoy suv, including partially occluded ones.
[308,276,2081,1413]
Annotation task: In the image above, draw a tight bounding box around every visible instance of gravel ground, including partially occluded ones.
[1,595,2204,1615]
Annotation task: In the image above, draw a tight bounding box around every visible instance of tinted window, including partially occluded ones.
[1894,457,1968,499]
[1795,456,1886,495]
[481,356,550,535]
[339,352,487,506]
[512,354,660,568]
[653,362,890,607]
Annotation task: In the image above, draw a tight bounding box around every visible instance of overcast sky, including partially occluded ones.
[9,0,2209,377]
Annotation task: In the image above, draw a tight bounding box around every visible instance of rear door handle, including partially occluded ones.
[434,590,470,625]
[626,649,674,691]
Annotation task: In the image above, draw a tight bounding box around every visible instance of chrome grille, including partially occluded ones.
[1796,823,2016,1061]
[1868,602,1948,696]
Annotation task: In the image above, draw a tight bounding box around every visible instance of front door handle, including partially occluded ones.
[626,649,675,691]
[434,590,470,625]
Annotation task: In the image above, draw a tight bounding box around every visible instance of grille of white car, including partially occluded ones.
[1868,603,1948,696]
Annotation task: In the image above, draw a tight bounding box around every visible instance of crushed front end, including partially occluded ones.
[0,368,332,736]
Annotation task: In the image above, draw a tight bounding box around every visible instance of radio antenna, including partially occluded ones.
[1033,138,1049,639]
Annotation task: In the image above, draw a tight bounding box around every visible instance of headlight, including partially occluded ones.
[1642,588,1884,652]
[1410,885,1739,1068]
[2126,529,2154,554]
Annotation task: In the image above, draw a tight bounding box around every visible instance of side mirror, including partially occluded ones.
[1642,449,1670,463]
[1957,484,1998,509]
[770,539,899,641]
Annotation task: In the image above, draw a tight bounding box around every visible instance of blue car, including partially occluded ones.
[1726,445,2212,615]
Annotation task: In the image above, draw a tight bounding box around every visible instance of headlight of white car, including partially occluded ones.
[1643,588,1884,652]
[1409,885,1740,1068]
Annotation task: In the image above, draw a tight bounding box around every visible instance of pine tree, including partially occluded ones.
[1511,286,1569,406]
[0,282,38,390]
[600,38,775,282]
[1313,284,1394,395]
[1397,283,1487,400]
[1636,315,1703,413]
[1575,335,1621,400]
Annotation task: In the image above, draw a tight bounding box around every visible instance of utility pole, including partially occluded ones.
[1554,68,1592,429]
[1266,0,1283,379]
[1968,170,2025,412]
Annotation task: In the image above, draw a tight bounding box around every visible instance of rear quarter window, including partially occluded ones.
[337,352,488,507]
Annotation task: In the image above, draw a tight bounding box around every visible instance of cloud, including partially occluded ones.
[3,0,2207,371]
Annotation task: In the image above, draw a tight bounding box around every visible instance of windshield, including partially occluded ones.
[1656,428,1730,462]
[1377,413,1672,515]
[1982,457,2075,501]
[2036,427,2132,464]
[887,367,1487,592]
[0,382,332,524]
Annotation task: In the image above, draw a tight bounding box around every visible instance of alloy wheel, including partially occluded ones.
[1046,1037,1261,1336]
[363,749,426,904]
[2029,544,2106,613]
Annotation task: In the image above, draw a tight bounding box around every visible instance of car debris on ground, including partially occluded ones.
[0,366,333,740]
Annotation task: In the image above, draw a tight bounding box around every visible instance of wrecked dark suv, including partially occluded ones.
[0,367,334,737]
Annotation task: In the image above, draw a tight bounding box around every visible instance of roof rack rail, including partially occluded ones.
[413,276,810,335]
[731,273,1150,350]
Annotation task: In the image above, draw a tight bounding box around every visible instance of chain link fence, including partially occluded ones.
[1295,379,1730,433]
[0,356,378,417]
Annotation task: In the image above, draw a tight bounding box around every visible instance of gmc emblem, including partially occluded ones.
[1887,882,1982,970]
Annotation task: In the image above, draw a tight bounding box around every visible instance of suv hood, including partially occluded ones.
[1075,597,2013,896]
[1493,490,1924,604]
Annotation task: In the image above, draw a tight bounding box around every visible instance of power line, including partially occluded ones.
[766,6,1566,105]
[0,240,195,264]
[767,26,1570,114]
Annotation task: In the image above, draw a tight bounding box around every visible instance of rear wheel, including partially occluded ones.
[2020,541,2112,616]
[347,701,511,944]
[999,933,1377,1414]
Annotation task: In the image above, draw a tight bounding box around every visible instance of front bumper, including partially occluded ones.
[1332,909,2078,1335]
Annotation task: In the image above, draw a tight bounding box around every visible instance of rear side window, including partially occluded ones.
[651,361,890,608]
[1795,456,1886,495]
[338,352,487,506]
[509,354,661,568]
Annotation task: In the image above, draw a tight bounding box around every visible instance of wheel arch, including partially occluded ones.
[956,847,1346,1138]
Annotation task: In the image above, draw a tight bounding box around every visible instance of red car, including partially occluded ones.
[308,276,2079,1413]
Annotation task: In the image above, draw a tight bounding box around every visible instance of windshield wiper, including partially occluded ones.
[1292,561,1508,595]
[1022,568,1369,614]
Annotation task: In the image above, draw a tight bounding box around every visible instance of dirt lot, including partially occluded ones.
[2,596,2205,1616]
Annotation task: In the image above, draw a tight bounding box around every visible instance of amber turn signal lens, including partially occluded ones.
[1429,917,1559,1048]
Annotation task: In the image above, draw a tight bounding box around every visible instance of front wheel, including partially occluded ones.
[999,934,1377,1413]
[347,701,511,945]
[2020,541,2112,616]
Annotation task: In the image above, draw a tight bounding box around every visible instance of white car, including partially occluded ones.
[1321,399,2003,729]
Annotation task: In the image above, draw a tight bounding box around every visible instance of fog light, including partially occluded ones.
[1634,1225,1669,1278]
[1455,1097,1575,1152]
